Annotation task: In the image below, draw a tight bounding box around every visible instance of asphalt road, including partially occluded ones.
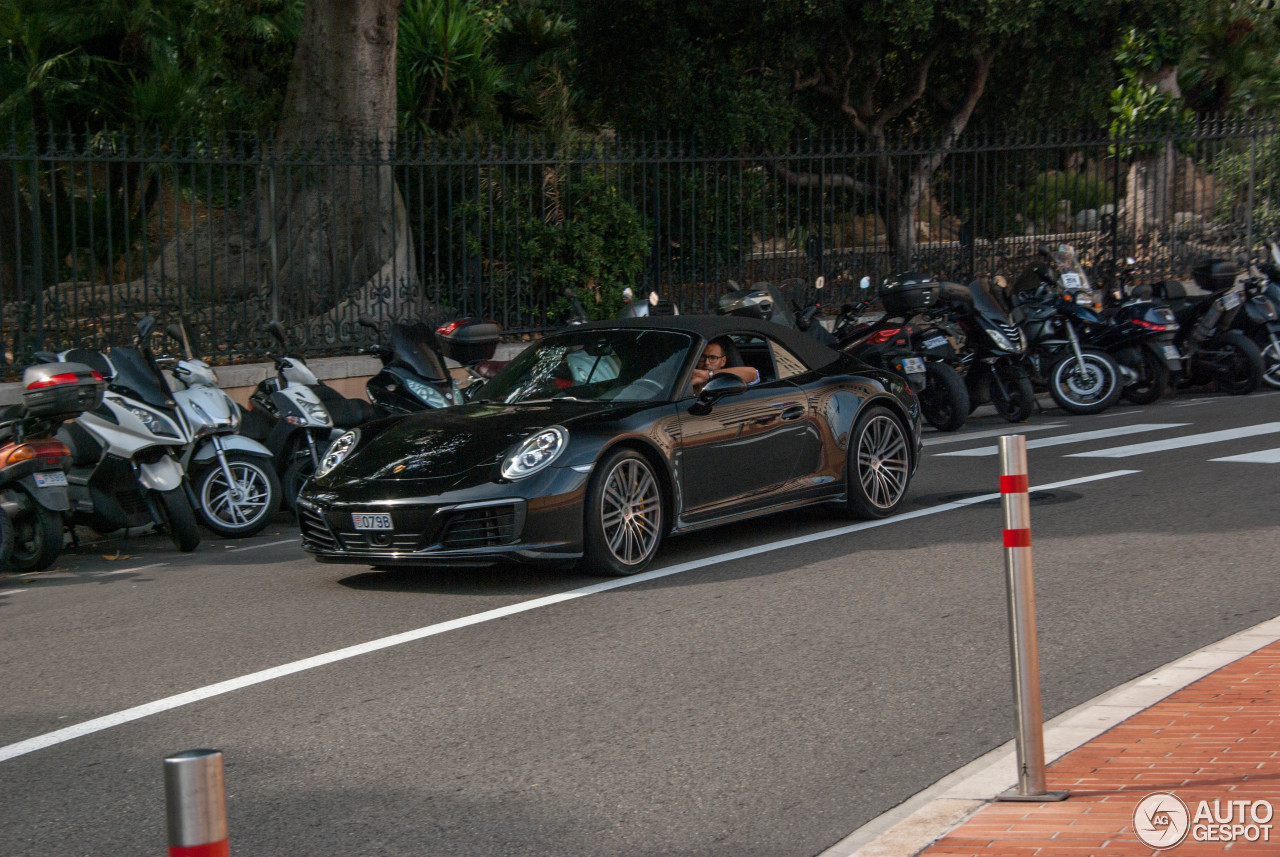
[3,389,1279,856]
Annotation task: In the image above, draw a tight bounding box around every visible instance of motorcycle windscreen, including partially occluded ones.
[107,346,175,410]
[968,279,1016,321]
[391,323,449,381]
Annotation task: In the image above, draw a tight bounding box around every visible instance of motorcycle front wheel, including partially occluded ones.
[990,362,1035,422]
[1049,348,1122,415]
[1207,331,1263,395]
[918,362,969,432]
[195,453,282,538]
[1259,335,1280,390]
[282,454,316,515]
[156,487,201,552]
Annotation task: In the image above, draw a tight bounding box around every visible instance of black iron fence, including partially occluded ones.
[2,118,1278,377]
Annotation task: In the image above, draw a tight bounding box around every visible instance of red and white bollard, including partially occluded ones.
[997,435,1067,802]
[164,749,230,856]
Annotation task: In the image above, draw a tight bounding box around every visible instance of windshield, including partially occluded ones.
[968,279,1014,321]
[473,328,694,405]
[390,322,448,381]
[108,346,173,409]
[1051,245,1092,294]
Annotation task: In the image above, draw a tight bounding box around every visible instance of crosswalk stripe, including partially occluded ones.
[923,423,1066,447]
[1066,422,1280,458]
[936,423,1187,457]
[1211,448,1280,464]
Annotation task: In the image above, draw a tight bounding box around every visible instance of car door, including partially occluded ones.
[676,334,812,517]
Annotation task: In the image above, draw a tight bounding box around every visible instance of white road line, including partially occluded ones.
[1067,422,1280,458]
[93,562,170,577]
[0,469,1140,765]
[936,424,1188,457]
[923,424,1066,446]
[227,538,299,552]
[1212,447,1280,464]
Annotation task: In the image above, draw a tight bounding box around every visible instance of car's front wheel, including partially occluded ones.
[844,406,911,519]
[581,448,664,576]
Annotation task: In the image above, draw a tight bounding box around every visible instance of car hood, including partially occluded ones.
[329,400,628,483]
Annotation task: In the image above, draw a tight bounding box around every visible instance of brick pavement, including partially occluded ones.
[916,641,1280,856]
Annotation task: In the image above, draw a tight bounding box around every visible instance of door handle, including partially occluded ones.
[779,406,806,421]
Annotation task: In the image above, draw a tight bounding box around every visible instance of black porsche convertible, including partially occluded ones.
[297,315,922,575]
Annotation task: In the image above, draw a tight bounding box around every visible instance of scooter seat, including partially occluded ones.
[316,391,384,428]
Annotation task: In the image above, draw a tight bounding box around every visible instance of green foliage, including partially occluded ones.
[1108,28,1195,156]
[1025,170,1115,226]
[1211,134,1280,237]
[398,0,506,137]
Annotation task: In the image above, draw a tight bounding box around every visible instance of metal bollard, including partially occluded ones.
[996,436,1067,802]
[164,749,230,856]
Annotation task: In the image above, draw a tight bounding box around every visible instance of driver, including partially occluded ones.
[691,338,759,393]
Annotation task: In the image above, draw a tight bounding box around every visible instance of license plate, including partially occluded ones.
[922,336,948,350]
[1162,345,1181,361]
[351,512,393,531]
[1220,291,1241,310]
[1061,272,1083,289]
[900,357,926,374]
[33,471,68,488]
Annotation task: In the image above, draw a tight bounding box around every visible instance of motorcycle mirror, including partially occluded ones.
[1125,256,1137,266]
[815,275,825,290]
[136,314,156,343]
[859,276,871,290]
[648,291,659,306]
[264,320,288,348]
[165,323,184,342]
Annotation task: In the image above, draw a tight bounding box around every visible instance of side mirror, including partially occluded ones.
[165,323,184,342]
[859,276,871,291]
[264,320,288,348]
[815,275,825,290]
[697,373,747,406]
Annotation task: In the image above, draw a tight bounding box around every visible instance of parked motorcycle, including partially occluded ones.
[1238,242,1280,389]
[832,274,970,431]
[0,363,104,571]
[1087,257,1184,406]
[359,315,502,411]
[1009,246,1124,415]
[935,278,1036,423]
[49,316,202,551]
[1149,259,1263,395]
[245,320,383,511]
[162,322,282,537]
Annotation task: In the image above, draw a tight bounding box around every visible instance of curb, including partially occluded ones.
[820,613,1280,857]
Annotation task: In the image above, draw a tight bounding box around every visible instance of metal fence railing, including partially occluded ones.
[2,118,1278,377]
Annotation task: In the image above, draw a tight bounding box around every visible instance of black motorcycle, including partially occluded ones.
[1239,242,1280,389]
[1009,246,1124,415]
[832,274,971,431]
[935,279,1036,423]
[358,316,500,413]
[1148,259,1263,395]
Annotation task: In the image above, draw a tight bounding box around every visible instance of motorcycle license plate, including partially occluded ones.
[33,471,68,488]
[922,336,948,350]
[1162,344,1181,361]
[1220,291,1241,310]
[899,357,926,374]
[351,512,393,531]
[1061,272,1083,289]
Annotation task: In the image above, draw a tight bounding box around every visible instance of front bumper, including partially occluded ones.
[297,466,590,567]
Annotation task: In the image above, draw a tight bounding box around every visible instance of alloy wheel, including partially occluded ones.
[1262,340,1280,389]
[599,457,662,566]
[202,461,273,528]
[856,414,910,511]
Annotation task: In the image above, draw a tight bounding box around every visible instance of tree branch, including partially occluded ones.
[875,45,940,128]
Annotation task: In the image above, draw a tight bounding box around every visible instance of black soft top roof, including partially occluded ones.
[571,314,842,371]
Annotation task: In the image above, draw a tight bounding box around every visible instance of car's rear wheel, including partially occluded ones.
[844,406,911,519]
[581,448,664,576]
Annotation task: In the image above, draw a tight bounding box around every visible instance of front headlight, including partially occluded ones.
[985,327,1014,352]
[405,376,450,408]
[127,404,180,438]
[316,429,360,479]
[501,426,568,480]
[300,398,332,426]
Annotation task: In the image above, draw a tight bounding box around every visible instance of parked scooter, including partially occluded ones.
[359,315,501,412]
[1085,256,1184,405]
[1237,242,1280,389]
[162,322,282,537]
[245,320,383,511]
[48,316,202,551]
[619,287,680,318]
[1009,246,1124,415]
[1148,259,1263,395]
[832,274,971,431]
[0,363,104,570]
[935,278,1036,423]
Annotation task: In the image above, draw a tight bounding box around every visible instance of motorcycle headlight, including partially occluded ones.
[404,376,451,408]
[985,327,1014,352]
[127,405,180,438]
[300,398,332,426]
[501,426,568,480]
[316,429,360,479]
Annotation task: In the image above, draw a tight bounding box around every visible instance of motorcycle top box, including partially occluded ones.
[436,318,500,365]
[1192,259,1239,293]
[21,364,105,420]
[880,272,941,314]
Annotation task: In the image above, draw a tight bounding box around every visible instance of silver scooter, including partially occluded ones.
[163,323,282,537]
[50,316,202,552]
